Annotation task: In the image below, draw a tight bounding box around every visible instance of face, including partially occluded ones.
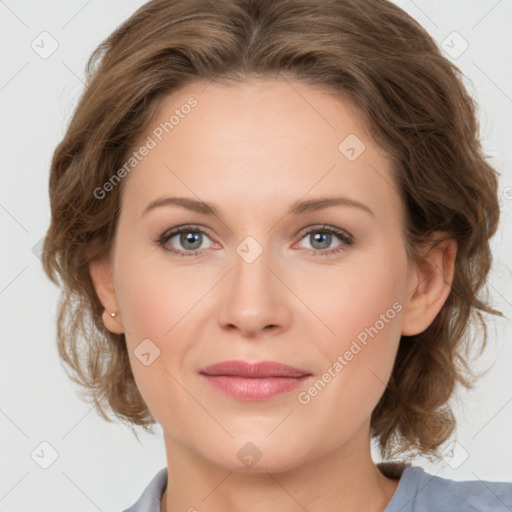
[101,78,418,472]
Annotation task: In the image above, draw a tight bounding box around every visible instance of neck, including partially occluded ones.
[160,422,400,512]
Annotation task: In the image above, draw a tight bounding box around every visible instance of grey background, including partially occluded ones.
[1,0,511,510]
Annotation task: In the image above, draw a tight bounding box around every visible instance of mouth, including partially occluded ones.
[199,360,313,401]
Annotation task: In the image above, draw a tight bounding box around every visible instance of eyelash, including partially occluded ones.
[156,224,355,258]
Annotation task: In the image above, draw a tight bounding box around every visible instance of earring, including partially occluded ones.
[101,308,123,335]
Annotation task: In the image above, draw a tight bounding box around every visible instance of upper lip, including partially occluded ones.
[199,360,311,378]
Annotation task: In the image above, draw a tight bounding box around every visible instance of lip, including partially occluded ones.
[199,360,313,401]
[200,360,310,378]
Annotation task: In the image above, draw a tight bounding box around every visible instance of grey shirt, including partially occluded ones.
[121,462,512,511]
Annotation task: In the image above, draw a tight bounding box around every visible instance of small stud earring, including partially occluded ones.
[110,311,117,317]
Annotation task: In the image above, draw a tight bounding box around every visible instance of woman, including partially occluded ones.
[41,0,512,510]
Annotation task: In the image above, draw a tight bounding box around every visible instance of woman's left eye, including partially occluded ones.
[156,224,354,257]
[295,225,354,256]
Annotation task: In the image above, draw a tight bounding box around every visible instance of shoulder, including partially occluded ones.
[121,467,168,512]
[393,465,512,511]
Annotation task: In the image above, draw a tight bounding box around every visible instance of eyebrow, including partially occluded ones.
[141,195,374,218]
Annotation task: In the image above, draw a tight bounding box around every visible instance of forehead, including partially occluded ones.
[122,78,400,221]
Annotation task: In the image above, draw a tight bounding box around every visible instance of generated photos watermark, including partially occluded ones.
[93,96,198,200]
[297,301,403,405]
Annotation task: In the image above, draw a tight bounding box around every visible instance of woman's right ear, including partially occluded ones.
[89,256,125,334]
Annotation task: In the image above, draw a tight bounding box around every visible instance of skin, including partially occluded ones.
[90,77,456,511]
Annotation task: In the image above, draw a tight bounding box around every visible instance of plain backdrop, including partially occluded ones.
[1,0,511,510]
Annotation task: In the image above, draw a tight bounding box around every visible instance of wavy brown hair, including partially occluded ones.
[41,0,502,460]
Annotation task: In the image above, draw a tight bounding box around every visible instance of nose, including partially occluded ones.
[217,243,292,338]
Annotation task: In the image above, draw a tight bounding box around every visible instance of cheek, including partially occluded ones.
[115,268,168,342]
[112,239,211,402]
[113,250,188,420]
[113,236,201,341]
[308,244,407,344]
[342,271,404,346]
[309,246,407,401]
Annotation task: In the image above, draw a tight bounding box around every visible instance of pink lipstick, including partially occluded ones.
[199,360,312,400]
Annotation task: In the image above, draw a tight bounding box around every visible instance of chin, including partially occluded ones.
[201,434,313,474]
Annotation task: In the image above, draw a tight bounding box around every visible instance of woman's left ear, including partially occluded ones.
[401,235,457,336]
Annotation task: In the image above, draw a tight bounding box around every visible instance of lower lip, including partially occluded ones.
[201,375,311,400]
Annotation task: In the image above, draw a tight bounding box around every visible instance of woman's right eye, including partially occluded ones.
[156,225,214,257]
